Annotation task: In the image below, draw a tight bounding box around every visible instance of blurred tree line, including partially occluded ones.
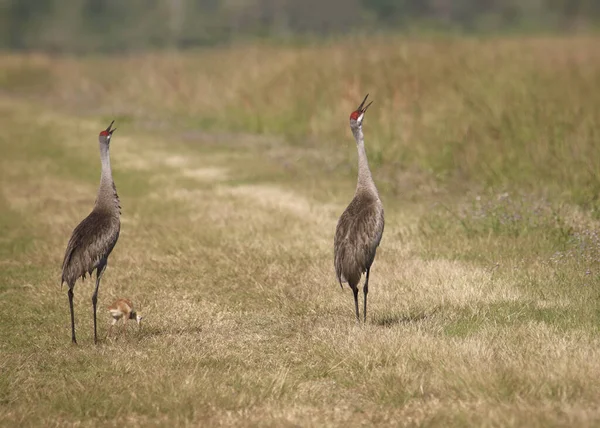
[1,0,599,52]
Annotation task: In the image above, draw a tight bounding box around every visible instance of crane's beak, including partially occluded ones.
[106,120,116,135]
[357,94,373,115]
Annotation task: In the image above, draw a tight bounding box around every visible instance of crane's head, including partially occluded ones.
[99,120,116,145]
[349,94,373,130]
[130,310,143,326]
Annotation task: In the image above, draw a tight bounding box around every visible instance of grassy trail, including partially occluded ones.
[1,38,600,427]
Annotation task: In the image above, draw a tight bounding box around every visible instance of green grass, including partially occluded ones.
[1,36,600,426]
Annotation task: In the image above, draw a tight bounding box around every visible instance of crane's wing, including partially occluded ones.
[334,196,384,288]
[61,210,120,286]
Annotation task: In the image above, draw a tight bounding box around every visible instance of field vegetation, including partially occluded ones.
[1,36,600,426]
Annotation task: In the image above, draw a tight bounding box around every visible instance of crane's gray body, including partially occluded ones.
[61,121,120,344]
[334,96,384,321]
[334,190,384,288]
[61,206,120,287]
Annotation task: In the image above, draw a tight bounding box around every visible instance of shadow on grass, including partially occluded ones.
[137,325,204,338]
[102,324,204,343]
[373,306,441,327]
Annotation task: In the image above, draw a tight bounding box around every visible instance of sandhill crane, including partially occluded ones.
[61,121,121,344]
[107,298,142,337]
[334,94,385,322]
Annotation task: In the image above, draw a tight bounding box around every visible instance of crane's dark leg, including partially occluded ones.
[363,268,371,323]
[352,285,360,322]
[68,286,77,344]
[92,261,107,344]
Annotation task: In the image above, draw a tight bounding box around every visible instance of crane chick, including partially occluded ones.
[107,298,142,337]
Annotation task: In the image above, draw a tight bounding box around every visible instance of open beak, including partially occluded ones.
[106,120,116,135]
[357,94,373,115]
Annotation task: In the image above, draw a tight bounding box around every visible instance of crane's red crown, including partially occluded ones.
[350,94,372,122]
[100,120,116,137]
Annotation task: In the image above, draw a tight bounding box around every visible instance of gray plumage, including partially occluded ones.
[61,121,120,344]
[334,95,384,322]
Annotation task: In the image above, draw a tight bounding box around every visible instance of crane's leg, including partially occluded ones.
[352,285,360,322]
[92,261,107,344]
[106,318,117,339]
[363,268,371,323]
[68,286,77,344]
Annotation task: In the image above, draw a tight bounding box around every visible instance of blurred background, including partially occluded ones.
[1,0,600,52]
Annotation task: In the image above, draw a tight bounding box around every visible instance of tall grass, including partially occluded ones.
[2,36,599,200]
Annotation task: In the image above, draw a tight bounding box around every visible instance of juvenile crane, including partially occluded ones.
[107,298,142,338]
[61,121,121,344]
[334,95,384,322]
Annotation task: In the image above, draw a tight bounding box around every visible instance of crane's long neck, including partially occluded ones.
[353,126,378,196]
[96,143,120,214]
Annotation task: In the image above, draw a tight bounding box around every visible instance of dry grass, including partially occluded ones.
[1,36,600,427]
[2,36,599,200]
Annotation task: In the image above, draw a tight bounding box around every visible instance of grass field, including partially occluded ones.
[1,36,600,427]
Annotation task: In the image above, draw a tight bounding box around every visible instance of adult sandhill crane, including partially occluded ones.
[334,95,384,322]
[107,298,142,338]
[61,121,121,344]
